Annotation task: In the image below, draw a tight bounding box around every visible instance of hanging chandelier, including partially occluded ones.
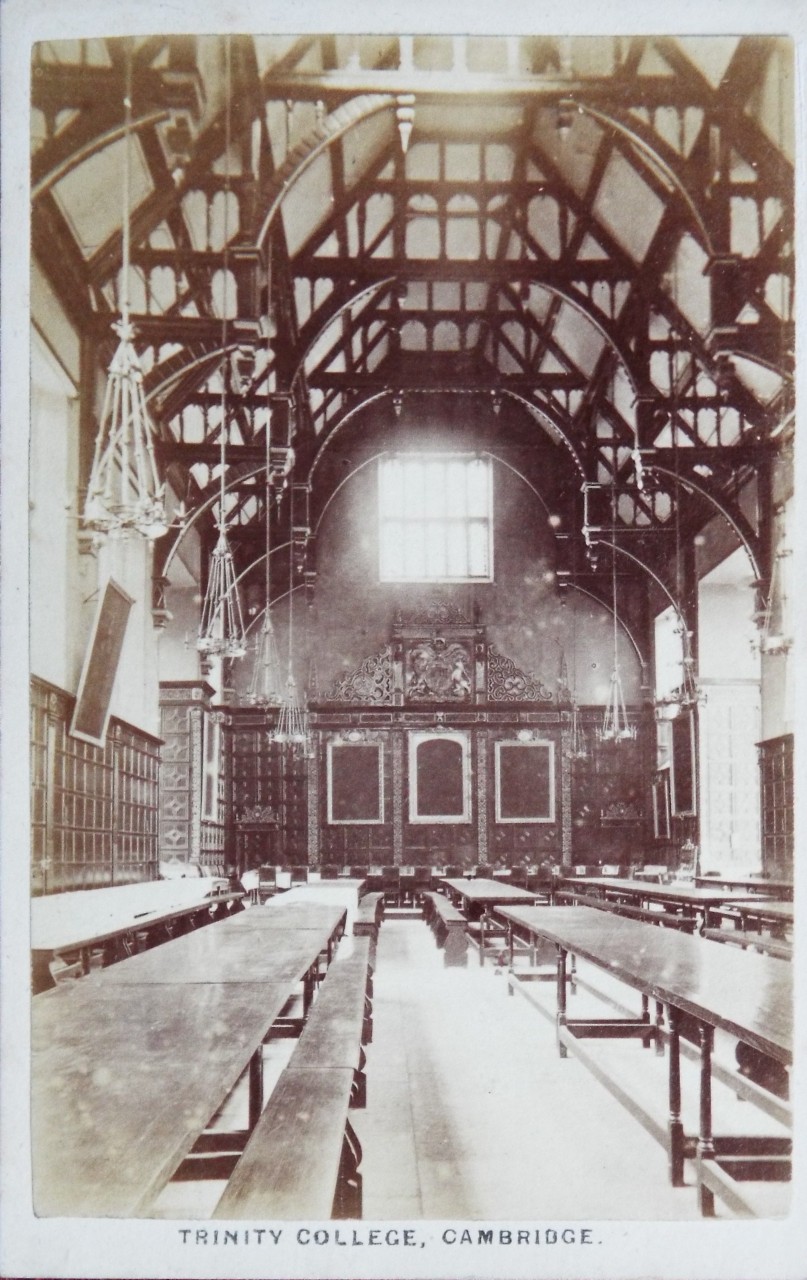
[559,601,588,761]
[598,668,637,742]
[755,543,792,656]
[270,486,313,756]
[246,402,283,705]
[273,672,309,747]
[654,624,703,720]
[198,524,247,658]
[83,48,168,541]
[196,37,247,661]
[246,614,282,705]
[653,441,704,720]
[597,500,636,744]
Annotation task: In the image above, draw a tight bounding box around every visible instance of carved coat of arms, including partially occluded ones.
[406,639,472,701]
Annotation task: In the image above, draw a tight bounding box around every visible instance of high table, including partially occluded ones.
[32,904,346,1217]
[559,877,761,932]
[496,905,792,1216]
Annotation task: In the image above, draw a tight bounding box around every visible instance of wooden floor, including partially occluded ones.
[155,914,789,1220]
[353,918,789,1221]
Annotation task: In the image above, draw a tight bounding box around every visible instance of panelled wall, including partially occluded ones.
[158,682,226,873]
[30,676,160,894]
[226,709,650,874]
[223,603,652,873]
[759,734,794,880]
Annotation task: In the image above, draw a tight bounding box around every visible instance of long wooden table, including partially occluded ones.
[32,903,346,1217]
[706,899,793,937]
[696,875,794,900]
[497,905,792,1216]
[559,877,760,931]
[440,876,537,921]
[31,884,244,994]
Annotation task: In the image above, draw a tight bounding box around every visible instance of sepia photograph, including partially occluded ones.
[1,1,804,1277]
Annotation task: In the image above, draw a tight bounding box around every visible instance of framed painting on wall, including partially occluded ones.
[69,578,133,749]
[408,731,470,823]
[495,740,555,823]
[327,740,384,823]
[670,710,697,817]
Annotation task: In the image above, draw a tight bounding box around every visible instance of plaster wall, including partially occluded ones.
[300,459,643,703]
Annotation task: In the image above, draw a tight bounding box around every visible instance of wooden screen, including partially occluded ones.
[495,740,555,822]
[327,742,384,823]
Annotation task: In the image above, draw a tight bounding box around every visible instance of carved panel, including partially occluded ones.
[308,745,320,865]
[396,598,473,627]
[476,731,488,860]
[487,646,553,702]
[326,646,393,704]
[392,731,404,865]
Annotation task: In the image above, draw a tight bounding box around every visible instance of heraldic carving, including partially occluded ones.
[237,804,276,824]
[326,645,393,704]
[406,638,472,701]
[487,646,553,702]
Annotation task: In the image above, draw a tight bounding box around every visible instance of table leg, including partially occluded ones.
[654,1000,665,1056]
[641,993,651,1049]
[479,912,486,966]
[667,1005,685,1187]
[697,1023,716,1216]
[556,946,568,1058]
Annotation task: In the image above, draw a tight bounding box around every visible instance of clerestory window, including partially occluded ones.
[378,454,493,583]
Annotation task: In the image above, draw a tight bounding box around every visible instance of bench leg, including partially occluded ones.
[443,925,468,967]
[248,1048,263,1130]
[351,1051,367,1109]
[332,1121,363,1219]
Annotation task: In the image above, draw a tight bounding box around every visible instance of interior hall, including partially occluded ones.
[24,31,797,1231]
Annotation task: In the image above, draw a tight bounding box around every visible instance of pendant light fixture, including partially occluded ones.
[598,492,636,744]
[272,485,312,753]
[83,42,168,541]
[246,404,283,705]
[196,36,247,660]
[654,420,703,719]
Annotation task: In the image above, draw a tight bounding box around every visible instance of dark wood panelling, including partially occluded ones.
[30,676,159,894]
[228,708,307,871]
[759,734,793,879]
[569,711,651,867]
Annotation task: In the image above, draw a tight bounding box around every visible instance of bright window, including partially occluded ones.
[378,455,493,582]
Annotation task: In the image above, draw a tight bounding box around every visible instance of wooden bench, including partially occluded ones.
[422,892,468,966]
[702,927,792,961]
[556,890,696,932]
[353,891,384,964]
[213,938,373,1220]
